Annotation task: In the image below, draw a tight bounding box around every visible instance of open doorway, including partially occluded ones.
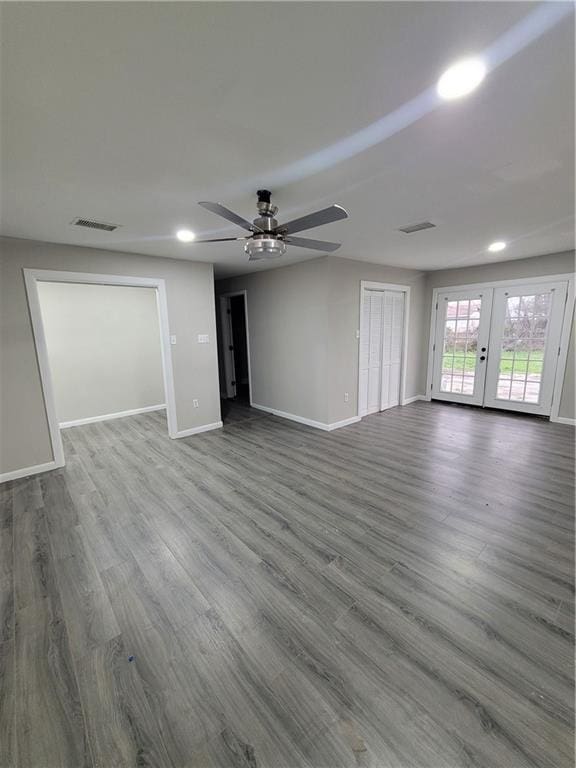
[24,269,178,469]
[218,290,252,421]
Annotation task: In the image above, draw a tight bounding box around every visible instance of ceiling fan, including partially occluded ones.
[194,190,348,260]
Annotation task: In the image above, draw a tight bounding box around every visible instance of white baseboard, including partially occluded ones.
[401,395,426,405]
[174,421,223,439]
[326,416,361,431]
[60,404,166,429]
[252,403,360,432]
[550,415,576,426]
[0,459,63,484]
[251,403,327,429]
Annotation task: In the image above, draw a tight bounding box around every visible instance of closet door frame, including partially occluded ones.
[425,273,575,424]
[357,281,411,419]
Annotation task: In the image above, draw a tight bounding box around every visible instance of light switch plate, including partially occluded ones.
[170,335,177,345]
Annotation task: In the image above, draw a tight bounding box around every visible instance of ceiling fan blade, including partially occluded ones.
[284,236,341,252]
[198,201,262,233]
[193,237,249,243]
[275,204,348,236]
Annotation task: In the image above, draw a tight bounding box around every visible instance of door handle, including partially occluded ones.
[480,355,486,361]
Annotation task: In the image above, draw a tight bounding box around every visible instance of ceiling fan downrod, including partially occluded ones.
[255,189,279,231]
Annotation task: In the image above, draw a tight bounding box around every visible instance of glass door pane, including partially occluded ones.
[484,282,568,415]
[496,292,550,404]
[432,289,492,406]
[440,298,481,395]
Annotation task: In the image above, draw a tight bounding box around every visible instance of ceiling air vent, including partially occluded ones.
[71,217,120,232]
[398,221,436,234]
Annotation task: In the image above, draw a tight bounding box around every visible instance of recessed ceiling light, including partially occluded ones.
[488,241,507,253]
[176,229,196,242]
[437,58,486,100]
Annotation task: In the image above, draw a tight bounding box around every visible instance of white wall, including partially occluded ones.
[37,282,164,424]
[0,237,221,477]
[218,251,574,427]
[217,258,330,424]
[326,257,427,424]
[217,256,428,427]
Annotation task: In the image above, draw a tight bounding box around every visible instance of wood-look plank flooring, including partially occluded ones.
[1,401,574,767]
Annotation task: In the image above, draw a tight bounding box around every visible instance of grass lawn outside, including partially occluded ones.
[443,350,544,375]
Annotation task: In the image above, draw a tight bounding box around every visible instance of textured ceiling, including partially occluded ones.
[1,2,573,277]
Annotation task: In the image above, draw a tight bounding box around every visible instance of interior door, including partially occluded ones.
[483,282,568,415]
[219,296,236,398]
[358,291,373,416]
[360,289,406,416]
[363,290,384,415]
[380,290,405,410]
[431,288,493,406]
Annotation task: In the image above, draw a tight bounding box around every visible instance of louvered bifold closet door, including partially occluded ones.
[359,293,371,416]
[359,291,384,415]
[381,290,405,410]
[367,292,384,414]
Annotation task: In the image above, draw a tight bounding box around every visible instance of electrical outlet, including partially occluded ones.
[344,392,349,402]
[193,399,199,408]
[170,335,177,345]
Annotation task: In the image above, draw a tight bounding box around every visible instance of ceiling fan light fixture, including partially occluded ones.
[244,237,287,260]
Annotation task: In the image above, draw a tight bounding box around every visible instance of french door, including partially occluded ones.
[431,281,568,416]
[432,288,493,406]
[483,282,568,415]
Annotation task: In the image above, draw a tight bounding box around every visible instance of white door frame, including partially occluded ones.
[24,268,179,470]
[358,281,411,418]
[218,289,253,406]
[425,272,575,423]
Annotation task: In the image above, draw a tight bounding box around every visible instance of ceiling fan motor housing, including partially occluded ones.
[255,189,279,226]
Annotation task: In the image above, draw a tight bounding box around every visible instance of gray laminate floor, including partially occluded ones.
[1,401,574,767]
